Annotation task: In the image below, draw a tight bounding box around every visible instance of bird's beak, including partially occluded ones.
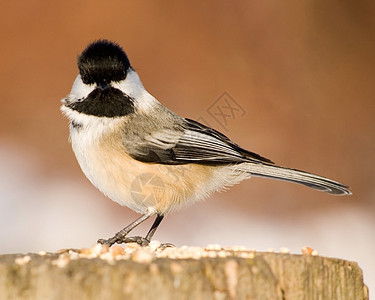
[98,81,109,90]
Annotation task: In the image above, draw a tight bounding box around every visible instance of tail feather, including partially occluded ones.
[244,163,351,195]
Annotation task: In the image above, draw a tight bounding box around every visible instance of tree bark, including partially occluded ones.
[0,251,368,300]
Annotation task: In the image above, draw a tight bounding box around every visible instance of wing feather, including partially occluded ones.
[123,115,350,195]
[126,117,272,165]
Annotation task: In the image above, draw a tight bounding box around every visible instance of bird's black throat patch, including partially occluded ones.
[67,87,135,117]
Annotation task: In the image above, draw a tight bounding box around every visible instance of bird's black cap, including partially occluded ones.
[78,40,131,85]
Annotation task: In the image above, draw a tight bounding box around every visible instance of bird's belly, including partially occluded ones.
[70,130,222,214]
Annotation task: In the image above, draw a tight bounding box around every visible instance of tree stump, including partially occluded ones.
[0,244,368,300]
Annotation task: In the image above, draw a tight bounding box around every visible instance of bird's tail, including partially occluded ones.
[243,163,351,195]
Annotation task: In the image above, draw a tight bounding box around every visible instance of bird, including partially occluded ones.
[61,40,351,247]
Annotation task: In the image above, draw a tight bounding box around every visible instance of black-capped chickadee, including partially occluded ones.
[61,40,351,247]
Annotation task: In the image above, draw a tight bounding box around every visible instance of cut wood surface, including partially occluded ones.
[0,244,368,300]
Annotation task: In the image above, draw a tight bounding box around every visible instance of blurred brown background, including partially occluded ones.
[1,0,374,291]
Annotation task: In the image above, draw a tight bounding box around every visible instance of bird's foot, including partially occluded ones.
[97,234,149,247]
[159,242,175,250]
[97,234,175,249]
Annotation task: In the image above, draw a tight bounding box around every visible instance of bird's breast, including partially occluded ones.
[69,123,222,215]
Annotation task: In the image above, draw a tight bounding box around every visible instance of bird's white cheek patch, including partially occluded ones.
[111,70,159,113]
[70,74,96,101]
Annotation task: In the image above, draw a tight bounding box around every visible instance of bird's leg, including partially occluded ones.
[97,211,153,247]
[145,214,164,242]
[115,214,166,247]
[145,214,174,249]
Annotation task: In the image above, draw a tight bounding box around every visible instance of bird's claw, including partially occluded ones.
[97,235,150,247]
[97,235,175,249]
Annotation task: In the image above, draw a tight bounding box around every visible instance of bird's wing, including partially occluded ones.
[125,118,273,165]
[123,117,351,195]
